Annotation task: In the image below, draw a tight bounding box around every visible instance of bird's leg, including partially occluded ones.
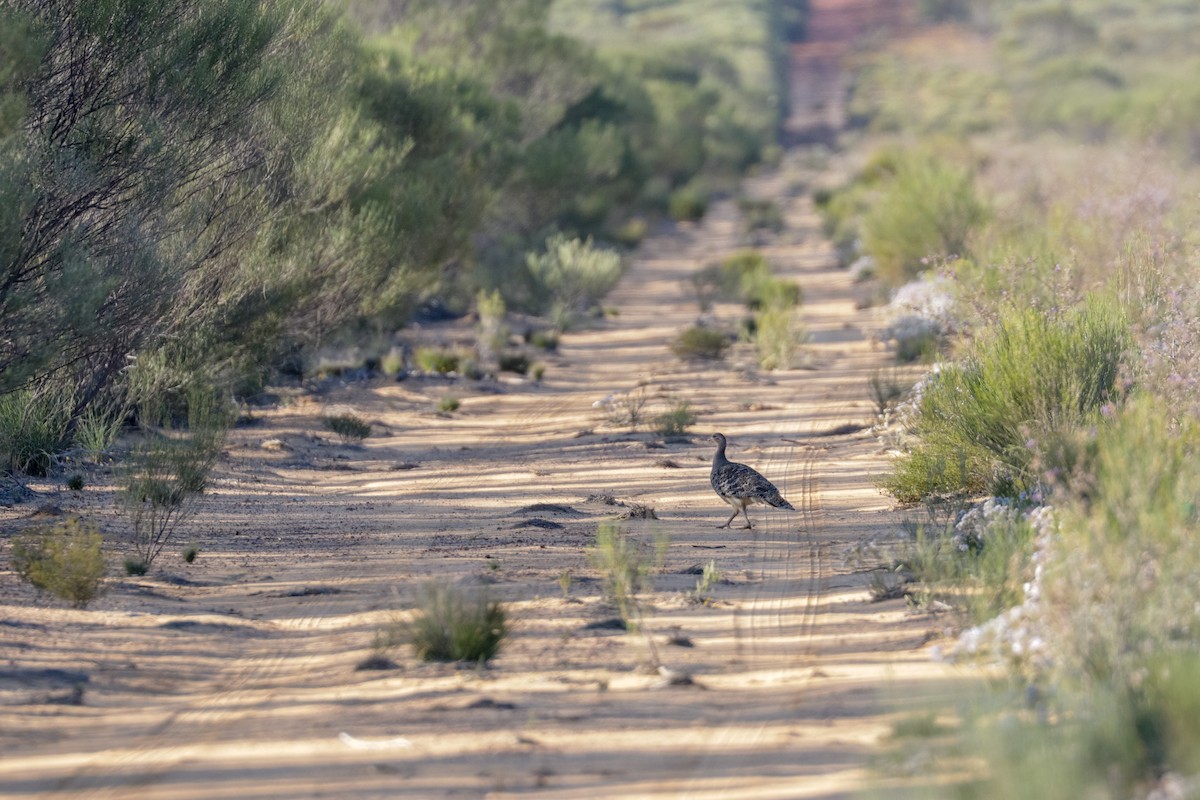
[718,507,739,529]
[740,507,753,530]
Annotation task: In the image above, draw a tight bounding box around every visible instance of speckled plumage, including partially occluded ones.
[710,432,794,529]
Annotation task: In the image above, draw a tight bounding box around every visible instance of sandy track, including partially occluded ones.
[0,2,964,797]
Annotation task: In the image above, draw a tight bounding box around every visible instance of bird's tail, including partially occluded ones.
[766,491,795,511]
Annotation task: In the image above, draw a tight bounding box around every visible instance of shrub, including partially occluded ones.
[862,154,986,286]
[182,545,199,564]
[66,474,84,492]
[601,387,649,430]
[0,389,71,477]
[588,521,664,630]
[438,395,460,413]
[119,387,227,567]
[1044,395,1200,690]
[887,296,1129,502]
[475,289,508,367]
[719,251,801,310]
[11,517,108,609]
[526,233,623,314]
[403,584,507,664]
[893,500,1037,623]
[498,352,530,374]
[737,197,784,234]
[688,263,726,311]
[756,305,806,370]
[415,347,460,375]
[668,185,708,221]
[74,404,124,464]
[530,363,545,382]
[379,348,406,377]
[528,330,559,351]
[868,368,909,416]
[124,558,148,576]
[653,399,696,438]
[671,326,730,361]
[323,413,370,443]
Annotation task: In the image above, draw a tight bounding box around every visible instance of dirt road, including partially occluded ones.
[1,3,960,798]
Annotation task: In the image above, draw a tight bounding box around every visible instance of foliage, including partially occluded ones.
[861,153,987,286]
[756,305,806,370]
[719,251,801,310]
[1043,395,1200,691]
[668,186,708,221]
[415,347,460,375]
[475,289,509,368]
[324,413,371,443]
[653,399,696,438]
[498,353,531,375]
[74,404,125,464]
[868,368,909,416]
[0,388,71,476]
[402,583,507,664]
[0,0,357,407]
[602,387,649,430]
[66,474,84,492]
[671,326,730,361]
[737,196,784,235]
[526,233,624,315]
[438,396,460,413]
[588,521,663,630]
[891,500,1037,624]
[887,296,1129,502]
[119,387,228,567]
[11,516,108,609]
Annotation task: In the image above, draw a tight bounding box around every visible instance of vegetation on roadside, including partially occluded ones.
[11,516,108,609]
[392,583,508,665]
[842,2,1200,796]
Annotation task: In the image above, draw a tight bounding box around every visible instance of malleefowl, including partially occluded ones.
[709,432,794,529]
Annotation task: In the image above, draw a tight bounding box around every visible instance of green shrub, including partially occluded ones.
[671,326,730,361]
[66,474,84,492]
[526,233,623,314]
[123,558,148,576]
[887,296,1129,502]
[403,584,507,664]
[475,289,508,366]
[11,517,108,609]
[862,154,986,286]
[0,389,71,477]
[1045,395,1200,690]
[438,395,460,413]
[498,352,530,374]
[868,368,909,415]
[530,363,545,382]
[668,185,708,221]
[756,305,806,370]
[528,330,559,351]
[653,399,696,438]
[415,347,460,375]
[719,250,801,310]
[74,404,124,464]
[182,545,199,564]
[120,387,227,566]
[893,502,1036,624]
[379,348,406,377]
[588,521,664,631]
[737,197,784,234]
[323,413,370,443]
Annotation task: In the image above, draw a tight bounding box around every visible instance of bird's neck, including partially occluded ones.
[712,442,728,469]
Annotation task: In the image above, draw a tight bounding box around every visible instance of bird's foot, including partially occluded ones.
[740,524,753,530]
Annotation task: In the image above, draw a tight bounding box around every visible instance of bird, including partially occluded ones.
[709,432,795,529]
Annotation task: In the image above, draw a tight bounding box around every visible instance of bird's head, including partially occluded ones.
[711,432,726,445]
